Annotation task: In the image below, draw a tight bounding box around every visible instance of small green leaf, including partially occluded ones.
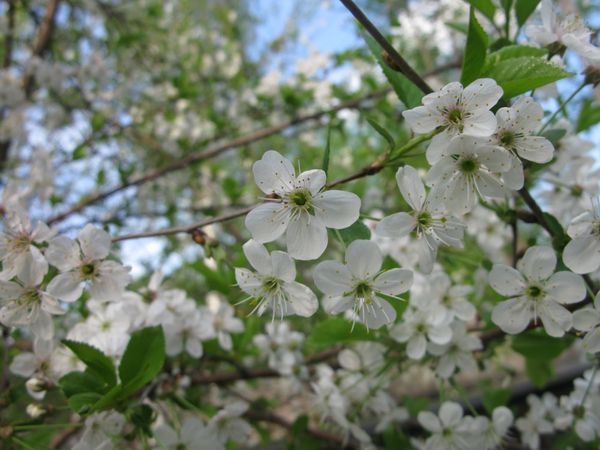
[576,99,600,132]
[91,112,105,132]
[68,392,103,414]
[482,45,547,72]
[512,329,573,360]
[515,0,541,27]
[481,386,512,414]
[366,117,396,150]
[541,128,567,146]
[119,326,166,392]
[337,221,371,245]
[482,56,573,98]
[305,318,374,351]
[465,0,496,21]
[402,395,430,417]
[62,340,117,387]
[59,371,107,397]
[525,358,553,388]
[360,30,423,108]
[461,7,489,85]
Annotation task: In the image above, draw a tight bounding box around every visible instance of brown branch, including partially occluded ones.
[339,0,433,95]
[244,410,358,449]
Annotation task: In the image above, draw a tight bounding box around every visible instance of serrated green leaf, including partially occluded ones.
[119,326,165,392]
[305,318,374,351]
[465,0,496,21]
[512,329,573,360]
[447,21,468,35]
[59,371,107,398]
[62,340,117,387]
[360,30,422,108]
[482,56,573,98]
[461,7,489,85]
[516,0,541,27]
[337,221,371,244]
[366,117,395,150]
[577,99,600,132]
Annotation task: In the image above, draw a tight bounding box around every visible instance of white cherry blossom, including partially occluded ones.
[206,293,244,351]
[572,292,600,353]
[426,135,512,215]
[402,78,503,164]
[427,321,482,379]
[235,239,318,319]
[376,165,464,273]
[418,401,471,450]
[314,240,413,329]
[490,246,586,337]
[563,198,600,274]
[245,150,361,260]
[45,224,131,303]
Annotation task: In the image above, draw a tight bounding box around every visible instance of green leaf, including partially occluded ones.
[286,415,320,450]
[360,30,422,108]
[68,392,103,414]
[512,329,573,360]
[402,395,430,417]
[461,7,488,85]
[576,99,600,132]
[59,371,107,398]
[482,45,547,72]
[337,221,371,245]
[542,212,569,251]
[129,404,155,436]
[482,56,573,98]
[366,117,396,150]
[540,129,567,146]
[322,124,332,174]
[515,0,541,27]
[382,426,412,450]
[465,0,496,21]
[305,318,374,351]
[62,340,117,387]
[525,358,553,387]
[91,112,105,132]
[118,326,166,393]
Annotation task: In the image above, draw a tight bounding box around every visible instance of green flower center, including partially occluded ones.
[499,131,515,147]
[447,108,463,125]
[570,185,583,197]
[81,263,96,278]
[354,281,373,304]
[262,276,280,293]
[458,156,479,174]
[526,285,544,299]
[417,211,432,227]
[288,188,312,207]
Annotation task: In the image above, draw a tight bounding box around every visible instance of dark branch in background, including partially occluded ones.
[0,0,61,170]
[3,0,17,68]
[338,0,433,95]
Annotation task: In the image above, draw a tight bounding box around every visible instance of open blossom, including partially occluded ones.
[206,293,244,351]
[490,246,586,337]
[0,208,53,283]
[45,224,131,303]
[427,321,482,379]
[418,402,472,450]
[154,416,223,450]
[488,97,554,190]
[376,165,464,273]
[314,240,413,329]
[562,198,600,274]
[426,135,512,215]
[235,239,318,319]
[245,150,360,260]
[402,78,503,164]
[572,292,600,353]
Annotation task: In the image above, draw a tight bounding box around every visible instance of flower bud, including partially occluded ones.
[26,377,47,393]
[26,403,46,418]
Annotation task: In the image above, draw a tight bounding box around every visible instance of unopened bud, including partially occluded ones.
[191,228,208,246]
[584,65,600,87]
[26,377,47,393]
[26,403,46,418]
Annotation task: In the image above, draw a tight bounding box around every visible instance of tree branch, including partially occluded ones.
[338,0,433,95]
[3,0,17,68]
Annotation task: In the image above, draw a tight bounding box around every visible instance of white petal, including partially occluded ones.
[0,281,24,300]
[18,247,48,287]
[492,407,514,435]
[47,272,83,303]
[234,268,262,296]
[514,136,554,163]
[270,251,296,282]
[402,106,444,133]
[9,353,37,377]
[545,271,586,304]
[252,150,295,195]
[373,269,413,295]
[477,145,512,173]
[324,295,354,314]
[242,240,272,274]
[285,213,328,260]
[362,297,396,329]
[338,349,361,371]
[282,281,318,317]
[396,165,425,210]
[376,212,416,238]
[78,224,111,261]
[463,110,497,137]
[313,261,353,296]
[473,171,506,198]
[185,338,203,358]
[501,155,524,191]
[572,308,600,332]
[461,78,503,111]
[581,327,600,353]
[427,325,452,345]
[296,169,326,195]
[244,203,290,244]
[563,236,600,274]
[418,411,442,433]
[45,237,81,272]
[439,401,464,428]
[406,334,427,359]
[538,300,571,337]
[346,240,382,279]
[489,264,526,296]
[492,297,532,334]
[312,190,361,229]
[519,246,556,281]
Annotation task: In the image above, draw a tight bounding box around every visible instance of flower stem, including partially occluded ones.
[539,83,586,133]
[580,364,598,407]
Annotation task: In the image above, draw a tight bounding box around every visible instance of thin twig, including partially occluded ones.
[338,0,433,95]
[3,0,17,68]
